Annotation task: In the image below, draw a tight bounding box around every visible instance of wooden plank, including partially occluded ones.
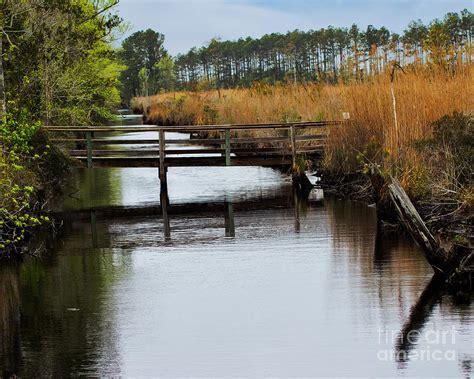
[73,155,292,167]
[69,146,324,157]
[166,138,225,145]
[73,152,325,168]
[231,135,326,144]
[52,135,326,146]
[158,123,334,133]
[51,138,160,144]
[69,149,224,156]
[51,138,224,145]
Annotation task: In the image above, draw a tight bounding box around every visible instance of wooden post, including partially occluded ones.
[159,129,166,185]
[290,125,296,168]
[160,185,171,240]
[86,131,93,168]
[224,201,235,237]
[224,129,231,166]
[293,188,301,233]
[159,129,170,240]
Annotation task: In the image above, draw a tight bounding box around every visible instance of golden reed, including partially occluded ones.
[133,64,473,178]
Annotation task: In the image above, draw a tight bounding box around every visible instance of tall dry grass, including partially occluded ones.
[133,65,473,184]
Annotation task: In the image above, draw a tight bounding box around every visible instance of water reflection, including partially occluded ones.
[160,183,171,241]
[395,275,445,366]
[0,264,21,378]
[1,196,472,377]
[149,182,323,241]
[224,200,235,238]
[15,249,128,377]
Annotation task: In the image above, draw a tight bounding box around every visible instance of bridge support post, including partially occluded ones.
[159,129,171,240]
[160,184,171,240]
[159,129,167,185]
[86,131,93,168]
[290,125,296,168]
[224,129,231,166]
[224,199,235,237]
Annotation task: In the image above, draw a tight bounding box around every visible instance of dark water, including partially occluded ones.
[1,122,473,378]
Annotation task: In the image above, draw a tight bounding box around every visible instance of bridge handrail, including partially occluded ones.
[42,120,342,133]
[45,120,340,170]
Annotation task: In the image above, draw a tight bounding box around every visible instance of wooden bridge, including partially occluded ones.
[45,120,339,240]
[44,120,340,187]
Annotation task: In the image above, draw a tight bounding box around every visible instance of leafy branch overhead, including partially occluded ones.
[0,0,123,125]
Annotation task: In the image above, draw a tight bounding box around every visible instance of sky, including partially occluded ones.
[117,0,473,55]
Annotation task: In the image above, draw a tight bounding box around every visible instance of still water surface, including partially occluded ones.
[0,123,472,378]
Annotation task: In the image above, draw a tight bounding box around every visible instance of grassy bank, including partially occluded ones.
[133,64,473,240]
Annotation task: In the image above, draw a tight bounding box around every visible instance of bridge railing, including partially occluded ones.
[43,120,341,169]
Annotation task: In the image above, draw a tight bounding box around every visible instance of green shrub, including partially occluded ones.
[280,109,302,123]
[429,112,473,185]
[356,137,390,175]
[414,112,473,203]
[0,107,67,257]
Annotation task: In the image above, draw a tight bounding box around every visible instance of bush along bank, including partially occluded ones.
[322,112,473,291]
[0,109,70,259]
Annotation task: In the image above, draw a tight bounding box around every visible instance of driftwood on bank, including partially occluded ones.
[388,176,472,289]
[388,177,448,274]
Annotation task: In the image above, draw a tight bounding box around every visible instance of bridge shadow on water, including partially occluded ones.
[56,183,324,248]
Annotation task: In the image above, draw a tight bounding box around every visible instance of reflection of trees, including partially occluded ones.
[325,197,435,327]
[0,264,21,377]
[62,121,146,212]
[62,167,123,211]
[17,245,132,377]
[326,197,377,269]
[394,276,473,377]
[395,275,444,366]
[461,356,472,378]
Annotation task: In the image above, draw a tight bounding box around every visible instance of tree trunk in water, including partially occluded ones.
[0,36,6,120]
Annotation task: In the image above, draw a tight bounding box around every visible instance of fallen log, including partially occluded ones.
[388,177,449,274]
[388,176,472,290]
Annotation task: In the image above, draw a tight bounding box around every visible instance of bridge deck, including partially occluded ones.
[70,154,322,168]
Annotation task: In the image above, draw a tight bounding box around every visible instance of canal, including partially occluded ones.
[0,117,472,377]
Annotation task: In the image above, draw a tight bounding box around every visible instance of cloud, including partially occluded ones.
[117,0,473,55]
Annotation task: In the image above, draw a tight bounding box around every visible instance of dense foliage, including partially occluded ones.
[0,0,123,125]
[1,0,123,256]
[1,108,45,255]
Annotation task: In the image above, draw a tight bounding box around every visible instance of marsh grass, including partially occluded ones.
[133,64,473,198]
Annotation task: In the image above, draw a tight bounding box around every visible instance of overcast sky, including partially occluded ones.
[117,0,473,55]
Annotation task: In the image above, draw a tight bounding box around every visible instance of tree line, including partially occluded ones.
[119,9,473,99]
[174,9,472,89]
